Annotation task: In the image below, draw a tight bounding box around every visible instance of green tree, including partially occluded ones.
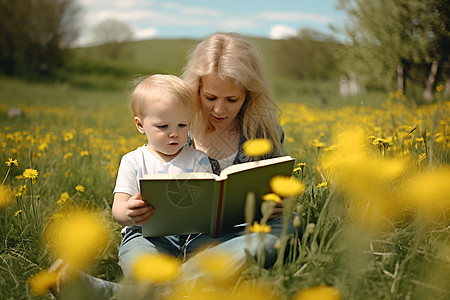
[0,0,81,75]
[92,19,134,59]
[337,0,450,101]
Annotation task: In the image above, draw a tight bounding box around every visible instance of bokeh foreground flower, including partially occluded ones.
[243,138,273,157]
[0,186,14,209]
[28,270,58,296]
[292,285,342,300]
[131,253,181,284]
[45,209,110,269]
[270,175,305,197]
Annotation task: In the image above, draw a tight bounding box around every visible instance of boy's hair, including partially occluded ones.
[130,74,195,118]
[181,32,282,156]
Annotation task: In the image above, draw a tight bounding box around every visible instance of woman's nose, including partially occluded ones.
[213,101,225,115]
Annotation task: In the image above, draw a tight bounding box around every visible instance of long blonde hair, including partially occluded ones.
[181,32,282,155]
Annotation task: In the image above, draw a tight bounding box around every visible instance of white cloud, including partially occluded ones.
[256,11,335,23]
[161,2,223,17]
[135,27,158,40]
[218,18,259,30]
[269,24,298,39]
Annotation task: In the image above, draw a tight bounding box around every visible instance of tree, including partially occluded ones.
[0,0,81,75]
[92,19,134,59]
[337,0,450,101]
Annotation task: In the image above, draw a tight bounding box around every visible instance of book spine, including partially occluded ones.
[213,180,225,237]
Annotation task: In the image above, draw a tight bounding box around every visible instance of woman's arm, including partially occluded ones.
[112,192,154,226]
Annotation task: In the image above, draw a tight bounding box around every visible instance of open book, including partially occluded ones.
[139,155,295,237]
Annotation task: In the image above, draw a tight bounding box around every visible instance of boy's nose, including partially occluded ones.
[169,131,178,138]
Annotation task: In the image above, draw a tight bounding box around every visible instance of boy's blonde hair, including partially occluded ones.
[181,32,282,155]
[130,74,195,118]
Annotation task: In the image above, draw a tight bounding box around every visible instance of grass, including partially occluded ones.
[0,38,449,299]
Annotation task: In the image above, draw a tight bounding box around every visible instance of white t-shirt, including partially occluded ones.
[113,145,212,196]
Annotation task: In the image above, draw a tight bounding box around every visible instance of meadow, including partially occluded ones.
[0,39,449,299]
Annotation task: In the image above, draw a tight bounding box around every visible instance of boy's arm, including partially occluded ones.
[112,192,154,226]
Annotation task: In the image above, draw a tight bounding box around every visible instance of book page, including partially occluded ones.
[218,156,294,180]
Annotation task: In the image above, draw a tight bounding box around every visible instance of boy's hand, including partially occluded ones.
[125,192,154,225]
[269,199,283,219]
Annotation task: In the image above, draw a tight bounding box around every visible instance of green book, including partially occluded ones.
[139,155,295,237]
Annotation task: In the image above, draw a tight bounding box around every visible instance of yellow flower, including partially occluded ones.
[131,253,181,283]
[75,185,85,193]
[292,285,342,300]
[436,84,444,92]
[14,210,22,216]
[5,158,18,167]
[243,138,273,157]
[64,132,73,141]
[15,185,27,197]
[0,186,14,209]
[270,176,305,197]
[38,143,48,152]
[57,192,70,206]
[45,209,110,269]
[249,221,271,233]
[195,251,240,284]
[293,162,306,172]
[23,168,38,180]
[64,152,73,160]
[28,270,58,296]
[262,193,281,203]
[80,150,89,157]
[317,181,328,189]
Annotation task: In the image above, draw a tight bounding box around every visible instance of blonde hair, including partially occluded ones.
[130,74,195,118]
[181,32,282,155]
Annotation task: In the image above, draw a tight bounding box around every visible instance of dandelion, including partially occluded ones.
[436,84,444,92]
[262,193,281,203]
[131,253,181,284]
[80,150,89,157]
[75,185,85,193]
[45,209,110,269]
[5,158,18,167]
[38,143,48,152]
[292,285,342,300]
[195,251,240,284]
[243,138,273,157]
[249,221,271,233]
[57,192,70,206]
[293,162,306,172]
[23,168,38,180]
[14,210,22,216]
[317,181,328,189]
[15,185,26,197]
[270,176,305,197]
[63,152,73,160]
[64,132,73,141]
[0,186,14,209]
[28,270,59,296]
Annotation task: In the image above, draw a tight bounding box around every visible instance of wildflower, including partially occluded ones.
[313,139,325,149]
[292,285,342,300]
[57,192,70,206]
[64,152,73,160]
[243,138,273,157]
[131,253,181,284]
[64,132,73,141]
[436,84,444,92]
[0,186,14,209]
[38,143,48,152]
[196,251,240,284]
[293,162,306,172]
[23,168,38,180]
[45,209,109,269]
[249,221,271,233]
[262,193,281,203]
[75,185,85,193]
[15,185,26,197]
[5,158,18,167]
[80,150,89,157]
[317,181,328,189]
[28,270,58,296]
[14,210,22,216]
[270,176,305,197]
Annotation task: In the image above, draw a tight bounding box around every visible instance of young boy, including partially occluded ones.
[112,74,211,229]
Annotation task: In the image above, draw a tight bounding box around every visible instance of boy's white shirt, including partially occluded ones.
[114,145,212,199]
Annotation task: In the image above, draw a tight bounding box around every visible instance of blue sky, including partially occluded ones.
[78,0,347,45]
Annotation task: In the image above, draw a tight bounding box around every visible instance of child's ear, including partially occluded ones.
[134,116,145,134]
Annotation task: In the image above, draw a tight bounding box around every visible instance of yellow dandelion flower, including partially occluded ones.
[0,186,14,209]
[15,185,27,197]
[45,209,110,269]
[57,192,70,206]
[249,221,271,233]
[292,285,342,300]
[262,193,281,203]
[75,185,85,193]
[23,168,38,180]
[38,143,48,152]
[14,210,22,216]
[63,152,73,160]
[195,251,240,284]
[243,138,273,157]
[80,150,89,157]
[64,132,73,141]
[436,84,444,92]
[293,162,307,172]
[317,181,328,189]
[313,139,325,148]
[270,176,305,197]
[28,270,58,296]
[5,158,18,167]
[131,253,181,284]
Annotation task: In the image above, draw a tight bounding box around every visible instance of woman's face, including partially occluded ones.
[199,73,246,130]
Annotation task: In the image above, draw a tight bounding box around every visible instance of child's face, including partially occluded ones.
[135,99,191,160]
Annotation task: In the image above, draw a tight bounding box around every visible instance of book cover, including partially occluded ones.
[139,155,295,237]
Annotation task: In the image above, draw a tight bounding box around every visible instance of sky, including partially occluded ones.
[77,0,347,45]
